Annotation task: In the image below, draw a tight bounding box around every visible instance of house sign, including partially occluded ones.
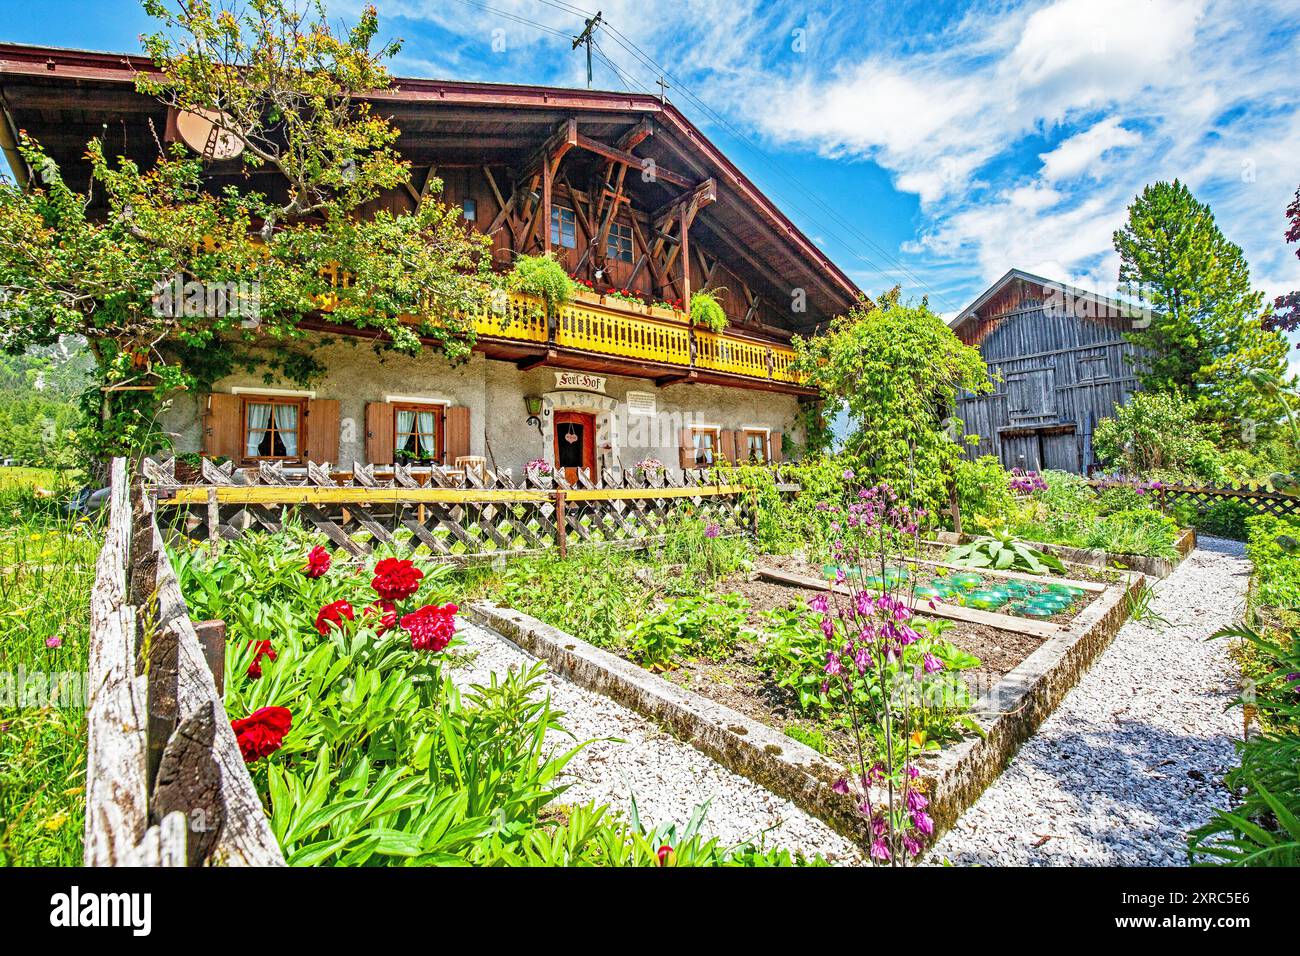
[554,371,606,394]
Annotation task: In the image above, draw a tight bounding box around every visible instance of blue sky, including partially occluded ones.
[2,0,1298,366]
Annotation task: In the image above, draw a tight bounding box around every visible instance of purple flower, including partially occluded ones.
[823,652,843,677]
[923,652,943,674]
[45,635,63,649]
[831,778,849,794]
[906,788,929,812]
[843,469,856,480]
[703,522,721,538]
[870,837,891,861]
[903,832,923,857]
[911,810,934,836]
[808,594,829,613]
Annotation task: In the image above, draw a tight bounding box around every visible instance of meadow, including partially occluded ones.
[0,466,98,866]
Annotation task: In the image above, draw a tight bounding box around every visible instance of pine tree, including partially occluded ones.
[1114,180,1290,443]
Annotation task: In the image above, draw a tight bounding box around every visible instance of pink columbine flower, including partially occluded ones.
[923,652,943,674]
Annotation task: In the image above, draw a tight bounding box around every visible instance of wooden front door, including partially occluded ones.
[553,411,596,484]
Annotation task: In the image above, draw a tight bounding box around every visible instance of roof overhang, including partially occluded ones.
[950,267,1149,343]
[0,42,861,326]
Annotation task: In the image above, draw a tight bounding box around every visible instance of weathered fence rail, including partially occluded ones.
[86,458,285,866]
[144,457,794,560]
[1088,478,1300,519]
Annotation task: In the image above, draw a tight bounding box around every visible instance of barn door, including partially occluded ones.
[1000,434,1041,472]
[1041,431,1080,473]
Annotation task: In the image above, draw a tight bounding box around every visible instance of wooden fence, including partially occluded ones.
[144,457,794,560]
[1088,478,1300,519]
[86,458,285,866]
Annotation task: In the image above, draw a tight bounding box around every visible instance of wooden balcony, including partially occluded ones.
[474,290,809,392]
[316,268,811,393]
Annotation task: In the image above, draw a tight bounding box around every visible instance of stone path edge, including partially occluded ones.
[469,574,1141,853]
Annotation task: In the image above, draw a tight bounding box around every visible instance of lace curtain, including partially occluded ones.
[245,402,272,457]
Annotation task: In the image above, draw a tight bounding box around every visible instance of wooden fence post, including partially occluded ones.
[554,490,567,558]
[193,620,227,696]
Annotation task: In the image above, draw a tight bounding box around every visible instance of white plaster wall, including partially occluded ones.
[161,343,803,473]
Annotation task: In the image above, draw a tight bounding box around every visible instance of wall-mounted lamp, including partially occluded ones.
[524,395,543,435]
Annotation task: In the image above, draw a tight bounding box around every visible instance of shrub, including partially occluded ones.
[791,290,991,517]
[1196,500,1255,541]
[1246,515,1300,609]
[1084,508,1179,559]
[507,253,573,319]
[1092,392,1223,481]
[953,455,1017,530]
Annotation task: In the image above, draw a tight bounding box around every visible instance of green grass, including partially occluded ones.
[0,465,99,866]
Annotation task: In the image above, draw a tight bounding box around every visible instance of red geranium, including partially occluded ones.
[371,557,424,601]
[315,599,355,635]
[304,545,331,578]
[247,639,277,680]
[400,602,459,652]
[231,706,292,763]
[364,599,398,636]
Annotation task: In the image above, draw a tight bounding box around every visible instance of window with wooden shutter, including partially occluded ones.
[741,428,769,462]
[304,398,340,464]
[365,402,395,465]
[719,429,737,465]
[444,406,471,465]
[203,393,243,462]
[678,427,693,470]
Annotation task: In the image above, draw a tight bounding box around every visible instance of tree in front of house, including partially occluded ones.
[0,0,493,474]
[792,288,990,514]
[1113,180,1291,446]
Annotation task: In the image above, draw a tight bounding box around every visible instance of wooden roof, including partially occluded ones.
[951,267,1148,348]
[0,42,861,328]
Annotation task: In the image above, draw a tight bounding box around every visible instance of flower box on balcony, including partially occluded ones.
[648,304,684,322]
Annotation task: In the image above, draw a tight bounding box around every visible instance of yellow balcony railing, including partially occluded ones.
[316,266,804,386]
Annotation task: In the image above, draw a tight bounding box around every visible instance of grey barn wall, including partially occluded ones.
[956,304,1145,474]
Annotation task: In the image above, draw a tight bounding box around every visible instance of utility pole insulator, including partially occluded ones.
[571,10,603,90]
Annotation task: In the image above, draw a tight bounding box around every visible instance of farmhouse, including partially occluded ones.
[951,268,1148,474]
[0,43,861,481]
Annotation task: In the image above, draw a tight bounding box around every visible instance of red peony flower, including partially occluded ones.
[315,599,355,635]
[400,602,459,652]
[247,639,277,680]
[231,706,292,763]
[371,557,424,601]
[304,545,331,578]
[364,599,398,636]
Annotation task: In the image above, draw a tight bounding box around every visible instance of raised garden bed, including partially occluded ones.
[470,552,1145,851]
[934,528,1197,579]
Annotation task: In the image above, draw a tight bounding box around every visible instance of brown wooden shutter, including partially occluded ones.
[678,427,694,470]
[304,398,340,464]
[719,429,737,466]
[445,406,471,465]
[203,392,243,462]
[365,401,394,465]
[771,431,784,463]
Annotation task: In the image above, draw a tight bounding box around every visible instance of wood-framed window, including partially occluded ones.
[550,205,577,249]
[393,403,445,464]
[742,428,770,463]
[691,426,720,466]
[607,221,633,263]
[242,396,306,462]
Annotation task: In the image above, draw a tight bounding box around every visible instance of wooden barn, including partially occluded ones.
[951,269,1148,474]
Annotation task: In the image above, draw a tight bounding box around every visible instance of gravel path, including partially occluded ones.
[928,537,1249,866]
[448,620,864,864]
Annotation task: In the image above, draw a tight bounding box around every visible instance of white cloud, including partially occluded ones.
[1038,118,1141,182]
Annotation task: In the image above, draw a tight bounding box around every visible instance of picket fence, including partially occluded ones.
[143,457,798,560]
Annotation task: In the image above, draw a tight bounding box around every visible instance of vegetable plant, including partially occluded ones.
[945,530,1066,575]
